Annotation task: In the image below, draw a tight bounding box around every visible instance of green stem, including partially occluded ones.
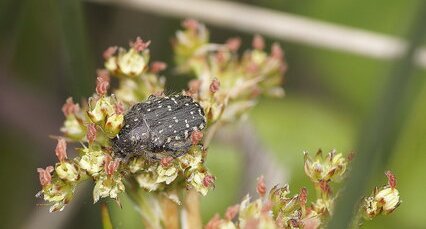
[100,203,113,229]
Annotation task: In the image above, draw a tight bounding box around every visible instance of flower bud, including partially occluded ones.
[56,161,79,182]
[104,113,124,136]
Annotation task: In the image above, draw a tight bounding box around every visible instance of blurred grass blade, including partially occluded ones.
[101,203,113,229]
[328,1,426,229]
[58,0,94,97]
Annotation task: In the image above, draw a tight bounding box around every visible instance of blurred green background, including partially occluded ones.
[0,0,425,228]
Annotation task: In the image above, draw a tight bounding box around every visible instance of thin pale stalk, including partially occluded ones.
[182,190,202,229]
[160,191,180,229]
[100,203,113,229]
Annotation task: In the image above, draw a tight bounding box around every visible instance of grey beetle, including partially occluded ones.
[111,94,206,160]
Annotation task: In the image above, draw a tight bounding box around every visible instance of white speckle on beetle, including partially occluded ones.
[185,119,188,123]
[174,119,178,123]
[134,118,138,121]
[158,105,162,108]
[199,123,205,129]
[126,125,130,128]
[175,136,180,140]
[184,130,189,138]
[147,108,151,112]
[168,125,172,128]
[159,129,163,133]
[185,103,189,106]
[190,111,194,114]
[172,116,176,119]
[173,130,177,133]
[186,124,190,128]
[167,137,171,143]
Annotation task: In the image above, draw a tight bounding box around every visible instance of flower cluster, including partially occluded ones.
[36,37,208,212]
[205,150,400,229]
[36,19,286,218]
[173,19,286,133]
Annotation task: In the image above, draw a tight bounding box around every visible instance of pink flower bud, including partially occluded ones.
[160,156,174,167]
[385,170,397,189]
[271,42,283,59]
[252,34,264,50]
[205,214,221,229]
[150,61,167,74]
[96,69,110,82]
[182,18,199,31]
[256,175,266,197]
[130,37,151,52]
[115,102,124,115]
[203,174,215,188]
[226,37,241,52]
[96,72,110,96]
[245,219,260,229]
[299,187,308,206]
[62,97,79,116]
[104,154,120,176]
[188,79,201,95]
[37,166,54,186]
[87,123,97,144]
[103,46,117,59]
[55,138,68,162]
[225,204,239,221]
[261,201,272,214]
[209,79,220,93]
[191,130,204,145]
[319,180,331,195]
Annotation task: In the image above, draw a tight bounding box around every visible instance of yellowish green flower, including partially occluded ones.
[55,161,79,182]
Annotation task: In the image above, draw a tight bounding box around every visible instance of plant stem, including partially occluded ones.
[100,203,113,229]
[182,190,202,229]
[160,191,180,229]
